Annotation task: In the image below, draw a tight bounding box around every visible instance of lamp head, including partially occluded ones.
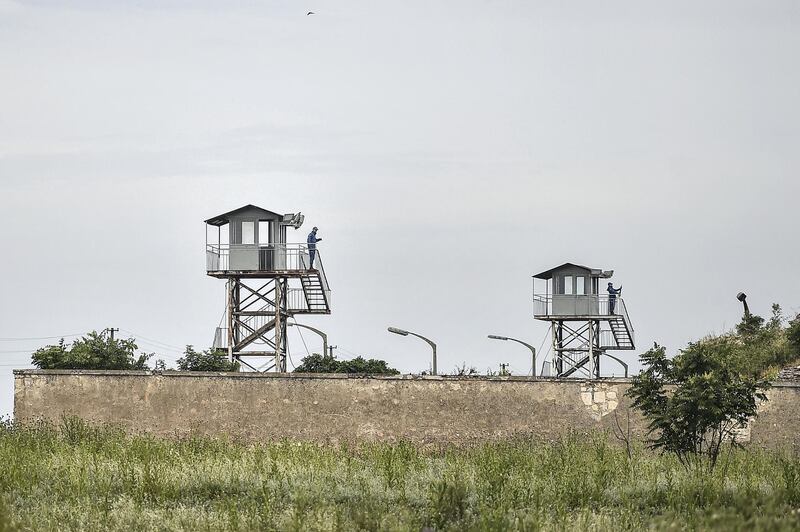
[388,327,409,336]
[488,335,509,341]
[737,292,747,302]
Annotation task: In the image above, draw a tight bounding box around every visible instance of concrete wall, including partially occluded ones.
[12,370,800,447]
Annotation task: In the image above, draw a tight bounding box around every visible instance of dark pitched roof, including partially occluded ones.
[533,262,599,280]
[204,204,283,226]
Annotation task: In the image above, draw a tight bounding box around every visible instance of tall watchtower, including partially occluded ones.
[205,205,331,372]
[533,263,634,378]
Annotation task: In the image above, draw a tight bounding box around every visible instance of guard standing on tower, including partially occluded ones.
[307,226,322,269]
[607,282,622,314]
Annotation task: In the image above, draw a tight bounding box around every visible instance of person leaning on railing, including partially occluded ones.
[607,282,622,314]
[307,226,322,269]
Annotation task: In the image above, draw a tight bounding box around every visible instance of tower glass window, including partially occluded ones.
[576,276,586,295]
[241,221,255,245]
[258,221,271,245]
[563,275,573,295]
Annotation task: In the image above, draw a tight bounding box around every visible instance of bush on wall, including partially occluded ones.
[31,332,152,370]
[176,345,239,372]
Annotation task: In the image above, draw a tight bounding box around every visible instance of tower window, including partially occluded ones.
[576,276,586,295]
[563,275,573,295]
[241,221,255,245]
[258,221,271,245]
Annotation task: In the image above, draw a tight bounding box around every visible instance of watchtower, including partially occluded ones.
[205,205,331,372]
[533,263,634,378]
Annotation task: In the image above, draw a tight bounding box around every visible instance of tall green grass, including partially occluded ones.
[1,417,799,531]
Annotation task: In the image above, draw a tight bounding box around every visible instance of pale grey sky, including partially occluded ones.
[2,0,799,417]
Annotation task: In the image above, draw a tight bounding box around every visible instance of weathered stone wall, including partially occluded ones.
[12,370,800,447]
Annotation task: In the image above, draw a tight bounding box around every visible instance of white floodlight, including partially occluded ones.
[281,212,305,229]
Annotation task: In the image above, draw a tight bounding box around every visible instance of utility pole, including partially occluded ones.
[104,327,119,340]
[500,363,509,375]
[329,345,337,358]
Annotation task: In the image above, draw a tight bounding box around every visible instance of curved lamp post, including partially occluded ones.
[288,322,328,358]
[388,327,437,375]
[488,335,537,377]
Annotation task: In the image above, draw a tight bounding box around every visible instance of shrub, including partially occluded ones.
[294,353,399,374]
[628,342,769,472]
[176,345,239,372]
[31,332,152,370]
[733,304,798,374]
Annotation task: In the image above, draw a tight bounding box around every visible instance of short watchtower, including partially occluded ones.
[205,204,331,372]
[533,263,634,378]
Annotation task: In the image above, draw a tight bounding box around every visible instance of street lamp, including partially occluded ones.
[288,322,328,358]
[388,327,437,375]
[488,335,537,377]
[737,292,750,318]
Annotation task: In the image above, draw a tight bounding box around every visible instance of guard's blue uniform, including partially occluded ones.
[607,285,622,314]
[307,231,320,268]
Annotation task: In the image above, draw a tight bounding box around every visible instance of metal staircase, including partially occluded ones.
[298,270,330,314]
[608,315,634,350]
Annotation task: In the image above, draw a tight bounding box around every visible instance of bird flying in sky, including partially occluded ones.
[307,11,315,16]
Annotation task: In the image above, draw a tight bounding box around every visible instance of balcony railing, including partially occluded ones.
[533,294,627,317]
[206,243,320,273]
[533,294,634,345]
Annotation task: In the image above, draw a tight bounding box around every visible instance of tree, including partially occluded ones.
[732,304,797,375]
[176,346,239,372]
[294,353,399,375]
[628,342,769,472]
[31,332,152,370]
[788,315,800,354]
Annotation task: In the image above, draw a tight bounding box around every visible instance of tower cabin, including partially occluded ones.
[205,204,331,372]
[206,204,305,275]
[533,263,634,378]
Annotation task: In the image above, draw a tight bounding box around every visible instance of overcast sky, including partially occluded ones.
[2,0,799,418]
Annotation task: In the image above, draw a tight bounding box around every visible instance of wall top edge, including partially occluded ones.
[12,369,635,384]
[11,370,800,388]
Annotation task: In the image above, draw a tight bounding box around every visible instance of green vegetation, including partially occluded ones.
[627,307,798,472]
[294,353,400,375]
[733,305,800,376]
[31,332,152,370]
[176,345,240,372]
[628,343,768,471]
[1,419,799,531]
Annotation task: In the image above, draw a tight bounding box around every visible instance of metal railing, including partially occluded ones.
[206,243,318,273]
[533,294,634,343]
[534,294,629,318]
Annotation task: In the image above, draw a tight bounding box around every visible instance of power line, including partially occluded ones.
[119,329,185,352]
[133,340,185,355]
[336,346,365,360]
[291,319,311,357]
[0,333,84,342]
[286,336,296,371]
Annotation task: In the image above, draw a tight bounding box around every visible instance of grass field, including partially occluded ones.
[1,418,799,531]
